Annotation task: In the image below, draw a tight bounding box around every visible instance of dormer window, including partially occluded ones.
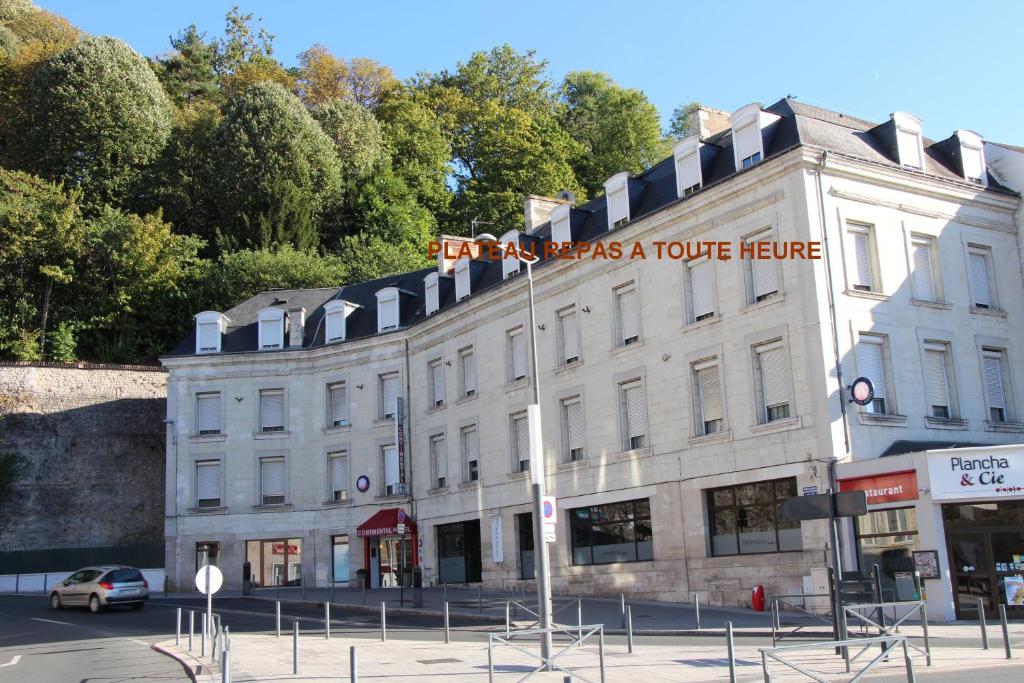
[955,130,987,186]
[673,136,703,198]
[324,299,359,343]
[550,204,572,246]
[375,287,399,333]
[257,308,285,350]
[500,230,521,280]
[892,112,924,170]
[424,272,440,315]
[454,258,471,301]
[195,311,228,354]
[604,172,630,230]
[729,103,779,172]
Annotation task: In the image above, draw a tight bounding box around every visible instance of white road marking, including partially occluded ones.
[0,655,21,667]
[30,618,72,626]
[131,639,149,646]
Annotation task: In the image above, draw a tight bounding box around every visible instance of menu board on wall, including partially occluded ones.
[1005,576,1024,606]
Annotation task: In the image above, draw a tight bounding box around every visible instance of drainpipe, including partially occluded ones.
[404,338,415,517]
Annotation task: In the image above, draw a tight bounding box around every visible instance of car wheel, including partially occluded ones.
[49,593,62,610]
[88,594,102,613]
[129,602,144,611]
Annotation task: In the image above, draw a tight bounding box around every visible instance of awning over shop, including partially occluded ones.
[356,508,416,537]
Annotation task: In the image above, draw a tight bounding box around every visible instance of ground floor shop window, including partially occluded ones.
[332,534,349,584]
[569,499,652,565]
[436,520,482,583]
[245,538,302,587]
[855,507,920,600]
[517,513,534,579]
[196,542,219,571]
[943,501,1024,619]
[708,478,801,556]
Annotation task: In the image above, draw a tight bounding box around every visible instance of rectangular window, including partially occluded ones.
[259,317,282,349]
[459,347,477,398]
[518,513,535,579]
[686,259,715,322]
[328,382,348,427]
[615,282,640,346]
[259,389,285,432]
[619,379,647,451]
[196,460,221,508]
[854,508,920,600]
[924,341,954,419]
[260,457,286,506]
[196,542,219,570]
[557,306,580,365]
[856,335,890,415]
[430,434,447,489]
[569,499,652,566]
[708,478,801,556]
[561,397,585,462]
[910,235,937,302]
[968,245,995,309]
[896,128,923,169]
[847,223,875,292]
[683,182,700,197]
[982,348,1009,423]
[754,340,792,423]
[507,327,527,382]
[382,445,401,495]
[693,358,724,435]
[511,412,529,473]
[741,151,762,168]
[461,425,479,482]
[196,392,221,435]
[379,373,399,420]
[747,230,779,302]
[328,451,348,502]
[331,534,349,583]
[429,359,445,407]
[198,322,220,353]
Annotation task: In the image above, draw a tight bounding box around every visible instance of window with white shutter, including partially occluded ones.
[430,359,445,407]
[687,260,715,322]
[196,460,221,508]
[325,308,343,342]
[910,236,937,302]
[424,273,440,316]
[924,342,953,419]
[431,434,447,489]
[462,425,479,482]
[896,128,923,169]
[619,379,647,450]
[259,389,285,432]
[968,246,994,309]
[755,341,791,423]
[959,134,987,185]
[257,309,284,349]
[561,397,585,462]
[982,348,1008,423]
[693,359,723,435]
[847,224,874,292]
[747,231,779,302]
[329,452,349,501]
[260,457,286,505]
[508,328,527,381]
[856,335,888,414]
[382,445,400,495]
[557,307,580,364]
[380,373,399,419]
[615,283,640,346]
[328,382,348,427]
[512,412,530,473]
[198,322,220,353]
[196,392,221,435]
[460,347,477,398]
[376,289,399,332]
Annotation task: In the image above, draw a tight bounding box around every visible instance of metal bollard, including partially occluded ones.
[626,605,634,654]
[175,607,181,646]
[325,602,331,640]
[578,598,583,641]
[1000,604,1013,659]
[444,601,450,644]
[478,584,483,613]
[563,677,573,683]
[292,621,299,675]
[620,593,626,628]
[726,621,736,683]
[201,613,206,657]
[902,638,916,683]
[362,579,366,605]
[188,610,194,651]
[443,581,448,606]
[380,601,387,641]
[276,600,281,638]
[222,632,231,683]
[598,628,606,683]
[694,593,701,631]
[978,598,989,649]
[919,603,931,666]
[350,645,358,683]
[505,600,510,635]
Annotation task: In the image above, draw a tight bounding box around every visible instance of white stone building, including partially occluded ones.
[161,99,1024,622]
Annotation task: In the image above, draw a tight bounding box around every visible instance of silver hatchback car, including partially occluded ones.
[49,565,149,613]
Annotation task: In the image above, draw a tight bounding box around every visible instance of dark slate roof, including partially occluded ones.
[166,98,1019,358]
[880,440,994,457]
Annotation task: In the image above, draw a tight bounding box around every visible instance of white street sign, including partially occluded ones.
[195,564,223,595]
[542,525,556,543]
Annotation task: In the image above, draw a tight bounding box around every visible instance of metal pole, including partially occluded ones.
[919,602,931,666]
[505,600,510,635]
[999,604,1012,659]
[380,601,387,641]
[332,580,336,604]
[761,650,771,683]
[620,594,626,628]
[598,628,606,683]
[350,646,358,683]
[443,582,447,605]
[222,633,230,683]
[175,607,181,646]
[444,601,450,643]
[726,621,736,683]
[626,605,634,654]
[577,598,583,641]
[201,613,206,657]
[694,593,701,630]
[205,564,213,646]
[487,637,494,683]
[978,597,989,649]
[188,610,194,651]
[292,621,299,675]
[902,638,916,683]
[478,584,482,614]
[828,509,849,663]
[325,602,331,640]
[276,601,281,638]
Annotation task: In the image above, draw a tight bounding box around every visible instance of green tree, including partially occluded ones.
[376,91,452,217]
[0,0,35,22]
[560,71,662,196]
[151,24,218,105]
[668,101,702,139]
[312,97,387,180]
[209,81,341,252]
[25,36,173,209]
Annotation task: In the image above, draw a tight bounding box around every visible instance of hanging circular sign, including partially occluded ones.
[848,377,874,406]
[356,475,371,493]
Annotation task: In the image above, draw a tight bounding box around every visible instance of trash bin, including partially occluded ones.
[356,568,368,589]
[751,584,766,611]
[242,561,252,596]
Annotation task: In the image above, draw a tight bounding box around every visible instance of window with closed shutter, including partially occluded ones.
[689,260,714,321]
[856,336,887,414]
[748,233,779,301]
[968,249,992,308]
[196,392,221,435]
[513,413,530,472]
[431,435,447,487]
[260,457,286,505]
[377,294,398,332]
[561,399,585,462]
[462,426,479,482]
[616,284,640,345]
[260,390,285,432]
[962,144,986,184]
[198,322,220,352]
[924,343,951,418]
[508,329,527,381]
[383,446,400,494]
[896,128,923,169]
[558,308,580,364]
[329,383,348,427]
[461,349,477,397]
[425,278,439,315]
[983,349,1007,422]
[259,312,283,349]
[431,361,445,406]
[380,374,398,419]
[695,360,723,434]
[326,309,344,342]
[756,343,791,422]
[196,460,221,508]
[621,381,646,450]
[848,226,873,291]
[329,452,348,501]
[911,237,936,301]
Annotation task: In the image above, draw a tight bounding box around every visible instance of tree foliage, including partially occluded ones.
[312,97,387,180]
[151,25,218,105]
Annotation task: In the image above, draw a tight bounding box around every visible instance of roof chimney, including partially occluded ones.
[287,307,305,348]
[524,194,571,234]
[687,105,731,139]
[437,235,484,275]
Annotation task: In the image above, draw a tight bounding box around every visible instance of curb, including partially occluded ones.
[247,595,508,625]
[151,642,213,683]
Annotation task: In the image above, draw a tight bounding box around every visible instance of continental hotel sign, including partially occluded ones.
[927,449,1024,500]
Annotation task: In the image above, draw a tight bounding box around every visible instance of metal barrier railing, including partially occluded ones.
[487,624,606,683]
[842,601,930,668]
[761,634,916,682]
[769,593,834,646]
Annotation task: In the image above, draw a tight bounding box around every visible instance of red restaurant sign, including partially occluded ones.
[838,470,918,504]
[272,543,300,554]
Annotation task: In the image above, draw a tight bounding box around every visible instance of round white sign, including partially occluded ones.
[195,564,224,595]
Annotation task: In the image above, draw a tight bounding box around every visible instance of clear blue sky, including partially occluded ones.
[37,0,1024,143]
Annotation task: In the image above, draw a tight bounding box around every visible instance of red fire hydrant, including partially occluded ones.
[751,584,766,611]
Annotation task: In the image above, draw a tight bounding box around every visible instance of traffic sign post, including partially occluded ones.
[196,564,224,645]
[541,495,557,544]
